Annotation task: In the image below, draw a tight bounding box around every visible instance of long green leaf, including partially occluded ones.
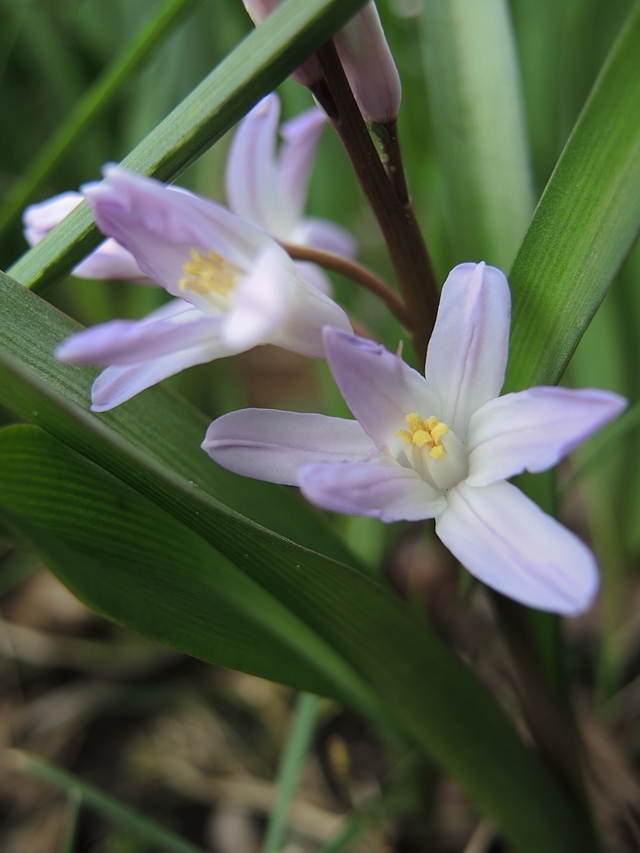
[0,425,384,712]
[7,0,369,295]
[0,275,597,853]
[505,1,640,391]
[419,0,535,270]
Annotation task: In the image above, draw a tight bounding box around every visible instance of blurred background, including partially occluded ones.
[2,0,640,849]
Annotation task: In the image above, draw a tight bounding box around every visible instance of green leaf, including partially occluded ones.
[7,0,369,295]
[419,0,535,269]
[0,270,356,565]
[0,276,598,852]
[505,1,640,391]
[0,425,597,853]
[0,425,383,711]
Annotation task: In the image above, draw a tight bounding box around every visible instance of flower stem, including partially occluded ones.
[373,120,409,206]
[312,41,439,364]
[281,242,412,330]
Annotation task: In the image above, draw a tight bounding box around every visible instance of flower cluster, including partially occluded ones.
[29,73,625,616]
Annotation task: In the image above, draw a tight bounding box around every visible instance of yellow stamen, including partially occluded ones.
[396,412,449,458]
[179,249,241,298]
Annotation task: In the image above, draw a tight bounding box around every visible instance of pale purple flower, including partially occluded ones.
[241,1,401,123]
[23,191,151,283]
[225,93,355,294]
[203,262,626,615]
[56,167,351,411]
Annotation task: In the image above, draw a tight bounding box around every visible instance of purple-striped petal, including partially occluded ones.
[467,386,627,487]
[436,480,599,614]
[426,262,511,439]
[298,456,446,522]
[278,107,326,225]
[203,409,373,485]
[323,327,439,454]
[56,302,222,365]
[91,341,229,412]
[225,94,284,236]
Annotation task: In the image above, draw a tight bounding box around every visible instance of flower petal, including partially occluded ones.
[84,168,271,298]
[291,217,357,259]
[221,244,294,350]
[436,480,599,614]
[467,386,627,487]
[271,281,352,358]
[298,456,446,522]
[23,191,150,282]
[426,262,511,439]
[323,327,438,453]
[91,342,229,412]
[225,94,284,236]
[73,239,151,282]
[292,261,333,296]
[23,192,83,244]
[203,409,373,485]
[56,302,222,365]
[278,107,326,226]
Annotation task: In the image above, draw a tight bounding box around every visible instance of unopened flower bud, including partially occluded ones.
[334,3,401,124]
[241,1,401,123]
[240,0,323,86]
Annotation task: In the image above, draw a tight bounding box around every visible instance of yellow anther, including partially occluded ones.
[179,249,241,298]
[396,412,449,459]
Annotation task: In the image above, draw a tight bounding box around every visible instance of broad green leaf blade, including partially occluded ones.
[0,0,199,238]
[0,429,597,853]
[0,425,385,714]
[505,1,640,392]
[7,0,368,295]
[419,0,535,269]
[0,270,358,566]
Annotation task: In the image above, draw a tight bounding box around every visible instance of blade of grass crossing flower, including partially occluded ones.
[419,0,535,270]
[0,0,200,239]
[504,1,640,393]
[4,750,208,853]
[262,693,322,853]
[7,0,369,296]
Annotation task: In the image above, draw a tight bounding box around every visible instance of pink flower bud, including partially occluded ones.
[241,1,401,122]
[333,3,401,123]
[241,0,323,86]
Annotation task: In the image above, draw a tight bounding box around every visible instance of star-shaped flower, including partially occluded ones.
[203,262,626,614]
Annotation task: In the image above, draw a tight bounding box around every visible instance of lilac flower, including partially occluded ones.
[56,167,351,411]
[225,93,355,294]
[241,1,401,123]
[203,262,626,614]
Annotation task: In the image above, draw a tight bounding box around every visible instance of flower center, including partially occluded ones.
[179,249,243,307]
[396,413,449,459]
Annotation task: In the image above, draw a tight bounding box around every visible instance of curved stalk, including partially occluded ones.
[281,242,412,330]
